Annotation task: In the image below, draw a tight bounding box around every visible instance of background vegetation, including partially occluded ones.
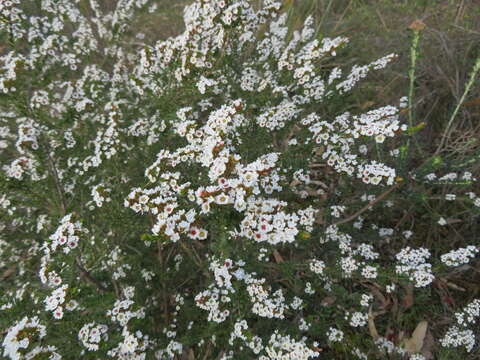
[130,0,480,357]
[1,0,479,359]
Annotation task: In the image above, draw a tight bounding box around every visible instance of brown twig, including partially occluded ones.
[75,257,108,292]
[333,181,403,227]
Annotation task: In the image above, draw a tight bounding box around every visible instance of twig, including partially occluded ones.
[112,279,121,298]
[308,163,326,168]
[157,239,163,267]
[376,9,388,31]
[124,243,143,256]
[75,257,108,292]
[333,181,403,226]
[179,242,202,268]
[46,150,67,214]
[201,342,213,360]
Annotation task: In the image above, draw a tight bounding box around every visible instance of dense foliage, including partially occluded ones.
[0,0,479,359]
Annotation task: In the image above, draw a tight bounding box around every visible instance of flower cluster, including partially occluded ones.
[326,327,344,343]
[262,331,320,360]
[194,259,235,323]
[91,184,112,207]
[4,156,44,181]
[395,247,434,287]
[441,246,479,267]
[44,284,68,319]
[106,288,145,327]
[47,213,88,254]
[309,259,326,275]
[240,200,317,245]
[441,327,476,353]
[455,299,480,327]
[78,323,109,351]
[247,281,288,319]
[2,317,48,360]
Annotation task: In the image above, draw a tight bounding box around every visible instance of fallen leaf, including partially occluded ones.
[368,306,379,340]
[289,179,301,187]
[445,218,462,225]
[320,296,336,307]
[404,321,428,354]
[363,282,390,309]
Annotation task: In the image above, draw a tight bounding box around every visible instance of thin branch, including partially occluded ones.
[333,182,403,227]
[75,257,108,293]
[112,279,121,298]
[157,239,163,266]
[179,242,203,268]
[46,150,67,214]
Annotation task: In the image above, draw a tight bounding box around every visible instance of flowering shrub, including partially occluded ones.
[0,0,479,359]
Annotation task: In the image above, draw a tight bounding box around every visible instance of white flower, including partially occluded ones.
[445,194,456,201]
[215,194,230,205]
[438,217,447,226]
[53,306,64,319]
